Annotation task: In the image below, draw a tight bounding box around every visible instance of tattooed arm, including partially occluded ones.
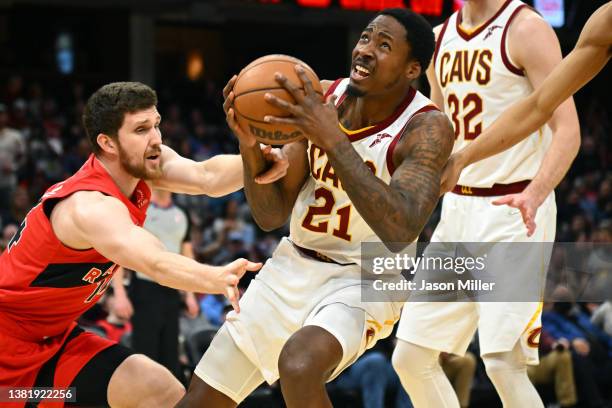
[325,111,454,246]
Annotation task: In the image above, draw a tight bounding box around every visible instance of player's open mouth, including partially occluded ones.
[351,64,371,82]
[146,154,160,161]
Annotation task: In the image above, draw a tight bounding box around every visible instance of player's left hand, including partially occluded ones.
[492,190,541,237]
[255,145,289,184]
[263,65,344,150]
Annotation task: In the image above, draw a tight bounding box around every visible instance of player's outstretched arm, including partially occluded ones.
[152,144,288,197]
[51,191,261,311]
[442,2,611,193]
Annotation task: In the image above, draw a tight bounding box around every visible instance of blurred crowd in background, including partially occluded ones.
[0,72,610,407]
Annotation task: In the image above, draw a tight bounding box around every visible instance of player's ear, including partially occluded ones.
[97,133,118,155]
[404,60,421,81]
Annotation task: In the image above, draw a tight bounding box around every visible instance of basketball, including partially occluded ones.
[233,54,323,145]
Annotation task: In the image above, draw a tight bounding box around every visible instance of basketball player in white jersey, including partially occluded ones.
[441,1,611,236]
[393,1,580,407]
[177,9,454,408]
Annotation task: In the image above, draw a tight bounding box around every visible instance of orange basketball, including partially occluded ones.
[232,54,323,145]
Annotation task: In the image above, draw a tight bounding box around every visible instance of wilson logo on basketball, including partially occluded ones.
[248,124,302,141]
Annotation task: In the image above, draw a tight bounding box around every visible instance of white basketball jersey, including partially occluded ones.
[289,78,437,264]
[434,0,552,187]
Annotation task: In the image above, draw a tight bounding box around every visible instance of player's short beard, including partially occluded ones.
[117,142,161,180]
[346,84,366,97]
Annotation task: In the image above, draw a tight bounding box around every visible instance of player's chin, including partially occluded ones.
[346,81,367,97]
[143,161,163,180]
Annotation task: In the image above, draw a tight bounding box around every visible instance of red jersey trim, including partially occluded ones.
[456,0,512,41]
[386,105,439,176]
[501,4,528,76]
[433,18,451,71]
[338,87,417,143]
[325,78,343,99]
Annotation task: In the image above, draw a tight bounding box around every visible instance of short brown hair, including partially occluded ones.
[83,82,158,155]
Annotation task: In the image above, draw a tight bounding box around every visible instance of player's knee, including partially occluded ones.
[392,341,440,379]
[278,333,337,384]
[137,359,184,405]
[279,343,322,382]
[110,354,184,407]
[482,352,522,381]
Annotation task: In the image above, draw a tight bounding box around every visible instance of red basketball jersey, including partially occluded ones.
[0,154,150,342]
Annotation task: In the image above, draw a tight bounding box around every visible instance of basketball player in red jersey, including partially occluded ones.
[441,1,611,235]
[177,9,454,408]
[0,82,287,407]
[394,0,580,407]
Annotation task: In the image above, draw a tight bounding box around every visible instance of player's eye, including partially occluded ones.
[381,42,391,50]
[136,127,147,134]
[359,33,369,42]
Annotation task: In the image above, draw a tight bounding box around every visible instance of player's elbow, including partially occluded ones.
[382,240,414,253]
[533,93,556,126]
[378,221,422,252]
[253,215,288,232]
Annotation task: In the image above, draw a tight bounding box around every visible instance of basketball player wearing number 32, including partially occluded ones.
[440,1,611,236]
[177,8,454,408]
[394,1,580,407]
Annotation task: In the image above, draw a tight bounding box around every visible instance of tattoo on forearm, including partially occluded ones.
[327,111,453,244]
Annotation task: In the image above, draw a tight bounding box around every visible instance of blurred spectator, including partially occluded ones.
[0,223,18,254]
[0,103,26,209]
[96,289,132,343]
[543,287,612,406]
[592,301,612,338]
[199,294,228,328]
[0,185,31,229]
[200,199,256,262]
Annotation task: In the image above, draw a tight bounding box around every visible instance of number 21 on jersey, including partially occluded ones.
[301,187,352,242]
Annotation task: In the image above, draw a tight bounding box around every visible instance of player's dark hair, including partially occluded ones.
[377,8,435,74]
[83,82,157,155]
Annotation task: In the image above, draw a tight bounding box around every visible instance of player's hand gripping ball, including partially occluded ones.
[232,54,323,145]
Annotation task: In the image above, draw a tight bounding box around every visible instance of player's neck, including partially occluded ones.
[96,156,141,199]
[345,85,411,128]
[461,0,506,29]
